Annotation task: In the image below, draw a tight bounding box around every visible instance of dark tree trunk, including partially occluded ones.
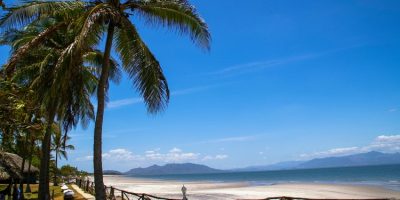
[19,133,27,198]
[25,141,33,193]
[94,22,115,200]
[53,151,58,186]
[38,108,56,200]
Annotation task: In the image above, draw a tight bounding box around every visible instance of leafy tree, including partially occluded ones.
[51,125,75,186]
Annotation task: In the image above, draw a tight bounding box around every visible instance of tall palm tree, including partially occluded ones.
[71,2,210,198]
[1,1,210,199]
[51,125,74,186]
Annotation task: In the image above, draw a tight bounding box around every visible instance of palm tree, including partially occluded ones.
[51,125,74,186]
[72,2,210,198]
[1,1,210,199]
[0,13,120,198]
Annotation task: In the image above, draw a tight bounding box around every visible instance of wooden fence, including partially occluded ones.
[75,178,181,200]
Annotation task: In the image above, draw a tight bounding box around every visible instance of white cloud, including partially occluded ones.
[102,149,139,161]
[203,135,256,143]
[107,98,143,109]
[77,148,228,165]
[169,147,182,153]
[369,135,400,152]
[300,135,400,159]
[388,108,398,112]
[144,148,199,162]
[77,148,140,161]
[300,147,361,158]
[202,154,228,161]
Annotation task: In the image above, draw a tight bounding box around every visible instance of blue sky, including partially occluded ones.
[1,0,400,172]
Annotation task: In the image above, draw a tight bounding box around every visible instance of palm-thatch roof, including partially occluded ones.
[0,151,39,180]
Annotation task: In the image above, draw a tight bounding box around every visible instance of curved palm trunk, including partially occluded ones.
[94,22,115,200]
[38,108,56,200]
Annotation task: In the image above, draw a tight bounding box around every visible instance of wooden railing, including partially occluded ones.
[75,178,181,200]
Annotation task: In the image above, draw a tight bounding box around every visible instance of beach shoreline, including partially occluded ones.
[91,175,400,200]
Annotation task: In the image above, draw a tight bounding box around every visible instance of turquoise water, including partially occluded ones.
[128,164,400,191]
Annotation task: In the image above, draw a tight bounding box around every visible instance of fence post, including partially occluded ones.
[86,180,90,192]
[121,191,124,200]
[111,186,115,200]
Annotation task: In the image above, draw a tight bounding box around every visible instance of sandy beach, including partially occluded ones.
[97,175,400,200]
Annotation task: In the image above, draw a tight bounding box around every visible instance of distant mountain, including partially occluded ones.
[103,170,123,175]
[124,163,222,175]
[297,151,400,169]
[116,152,400,176]
[234,151,400,172]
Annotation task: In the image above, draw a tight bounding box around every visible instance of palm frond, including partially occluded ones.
[3,21,67,77]
[83,50,121,84]
[125,0,211,50]
[114,16,169,113]
[0,0,84,31]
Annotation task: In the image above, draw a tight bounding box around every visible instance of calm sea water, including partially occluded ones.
[128,164,400,191]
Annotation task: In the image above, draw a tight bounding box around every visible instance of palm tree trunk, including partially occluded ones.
[94,22,115,200]
[53,151,58,186]
[25,139,34,193]
[38,107,56,200]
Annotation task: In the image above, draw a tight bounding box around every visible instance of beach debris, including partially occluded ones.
[61,185,69,191]
[63,189,74,200]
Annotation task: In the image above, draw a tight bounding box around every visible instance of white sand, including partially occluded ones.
[96,175,400,200]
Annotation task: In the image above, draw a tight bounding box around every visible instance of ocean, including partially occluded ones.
[128,164,400,191]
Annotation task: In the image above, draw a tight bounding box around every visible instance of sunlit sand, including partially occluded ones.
[96,175,400,200]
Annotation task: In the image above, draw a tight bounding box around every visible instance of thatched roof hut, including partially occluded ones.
[0,151,39,181]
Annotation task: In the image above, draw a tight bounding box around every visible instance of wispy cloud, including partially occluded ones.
[107,98,143,109]
[210,45,363,76]
[171,84,225,96]
[212,54,317,76]
[300,135,400,159]
[107,84,226,109]
[388,108,398,112]
[200,135,257,144]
